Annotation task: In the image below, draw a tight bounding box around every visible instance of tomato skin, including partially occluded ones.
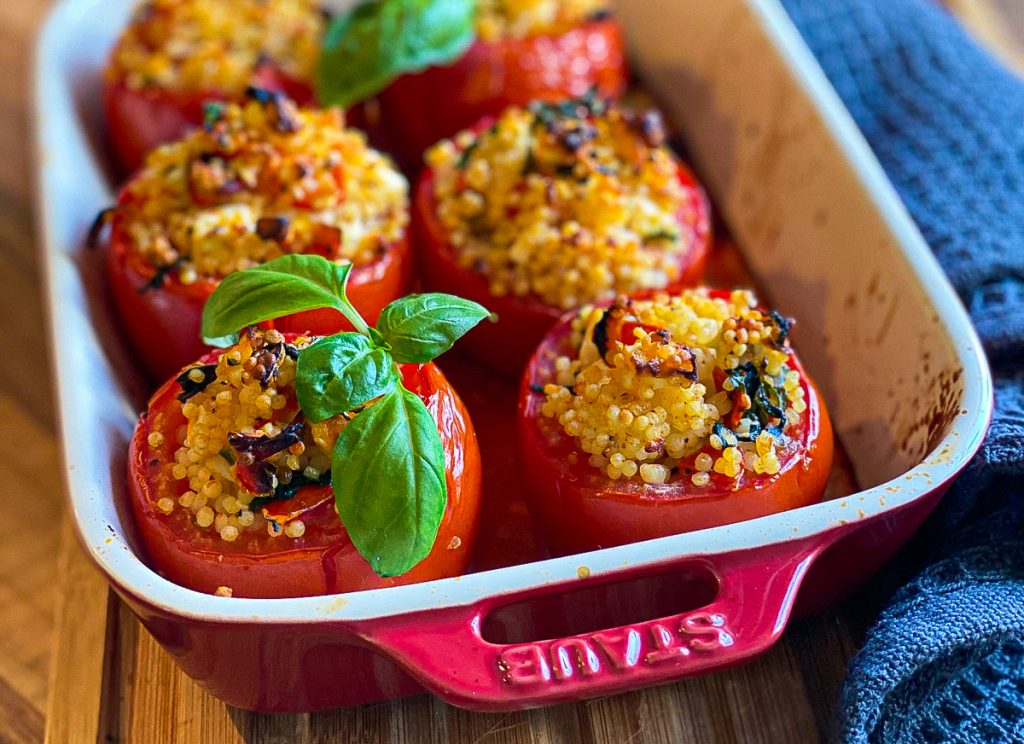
[103,80,201,180]
[413,161,710,376]
[128,349,482,598]
[517,314,834,555]
[373,17,628,171]
[104,208,412,383]
[102,68,314,177]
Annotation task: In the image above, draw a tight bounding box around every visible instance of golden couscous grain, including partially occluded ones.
[117,91,407,285]
[195,506,215,528]
[107,0,324,95]
[541,290,805,486]
[162,329,354,543]
[427,93,706,310]
[475,0,609,41]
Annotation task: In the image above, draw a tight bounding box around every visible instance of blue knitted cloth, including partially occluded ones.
[778,0,1024,741]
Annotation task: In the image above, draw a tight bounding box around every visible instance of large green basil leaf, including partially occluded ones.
[332,386,447,577]
[377,293,489,363]
[317,0,476,108]
[201,255,364,344]
[295,334,397,422]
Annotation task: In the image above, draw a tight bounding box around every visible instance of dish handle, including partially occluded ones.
[357,536,827,710]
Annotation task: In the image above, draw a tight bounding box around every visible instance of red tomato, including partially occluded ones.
[102,66,314,177]
[127,350,482,598]
[517,312,834,555]
[371,16,628,171]
[104,206,413,383]
[413,163,711,376]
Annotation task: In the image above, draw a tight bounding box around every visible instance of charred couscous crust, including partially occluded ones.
[159,328,354,544]
[540,289,808,486]
[117,90,408,284]
[106,0,324,94]
[425,93,705,310]
[476,0,610,41]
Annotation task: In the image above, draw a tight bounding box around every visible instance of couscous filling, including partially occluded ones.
[107,0,324,94]
[119,90,407,284]
[540,290,808,485]
[476,0,610,41]
[426,92,703,310]
[158,328,354,543]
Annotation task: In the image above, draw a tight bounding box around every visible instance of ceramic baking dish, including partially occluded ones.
[35,0,992,713]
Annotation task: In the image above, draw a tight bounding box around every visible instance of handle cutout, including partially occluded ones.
[480,562,719,644]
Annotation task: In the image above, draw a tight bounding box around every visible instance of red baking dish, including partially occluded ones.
[35,0,992,712]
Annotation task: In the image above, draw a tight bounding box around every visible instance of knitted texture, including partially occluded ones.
[778,0,1024,741]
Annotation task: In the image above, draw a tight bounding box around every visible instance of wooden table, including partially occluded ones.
[1,1,1016,742]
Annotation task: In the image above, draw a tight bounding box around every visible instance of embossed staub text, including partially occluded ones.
[496,611,734,686]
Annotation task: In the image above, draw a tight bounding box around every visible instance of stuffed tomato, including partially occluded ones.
[519,289,833,555]
[103,0,323,174]
[372,1,627,170]
[414,93,710,374]
[97,88,412,381]
[129,328,482,598]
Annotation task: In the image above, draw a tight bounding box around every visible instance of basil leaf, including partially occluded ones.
[201,254,365,344]
[332,386,446,577]
[377,293,490,363]
[295,334,397,423]
[316,0,476,108]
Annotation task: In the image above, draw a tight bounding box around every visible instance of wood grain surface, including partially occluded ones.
[1,0,1017,742]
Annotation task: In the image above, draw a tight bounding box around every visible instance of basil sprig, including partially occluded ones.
[201,255,488,577]
[316,0,477,108]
